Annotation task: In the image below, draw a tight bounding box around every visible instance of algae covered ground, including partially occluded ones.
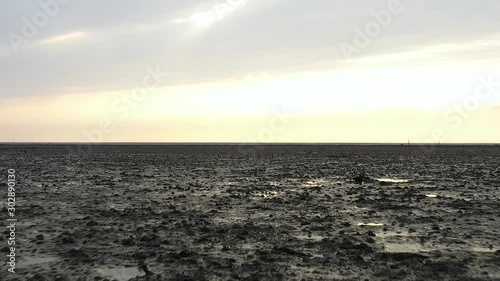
[1,144,499,280]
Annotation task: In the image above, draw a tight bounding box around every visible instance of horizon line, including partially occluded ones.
[0,142,499,146]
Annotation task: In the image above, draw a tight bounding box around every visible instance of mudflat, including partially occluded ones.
[1,144,499,280]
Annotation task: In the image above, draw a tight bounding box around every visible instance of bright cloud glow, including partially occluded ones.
[40,32,87,45]
[190,12,219,27]
[2,1,500,143]
[354,35,500,66]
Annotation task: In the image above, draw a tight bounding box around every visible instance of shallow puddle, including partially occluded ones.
[303,179,330,188]
[295,234,325,241]
[377,178,410,183]
[18,256,59,267]
[384,242,426,253]
[357,222,384,227]
[241,243,255,250]
[311,254,325,258]
[97,266,145,281]
[377,230,410,238]
[472,247,497,253]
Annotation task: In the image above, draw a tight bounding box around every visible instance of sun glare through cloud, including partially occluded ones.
[190,11,219,27]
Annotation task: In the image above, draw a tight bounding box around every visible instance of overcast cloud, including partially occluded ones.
[1,0,500,98]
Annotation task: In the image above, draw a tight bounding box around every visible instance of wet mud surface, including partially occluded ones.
[1,144,499,280]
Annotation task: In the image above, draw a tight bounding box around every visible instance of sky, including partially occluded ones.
[1,0,499,143]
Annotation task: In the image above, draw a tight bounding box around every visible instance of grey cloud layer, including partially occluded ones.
[1,0,500,97]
